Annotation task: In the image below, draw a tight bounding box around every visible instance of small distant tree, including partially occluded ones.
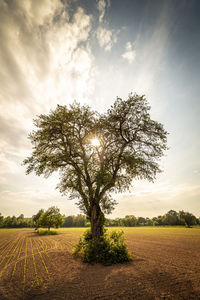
[178,211,196,228]
[38,206,64,231]
[32,209,44,230]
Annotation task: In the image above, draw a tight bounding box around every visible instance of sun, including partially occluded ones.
[91,138,100,147]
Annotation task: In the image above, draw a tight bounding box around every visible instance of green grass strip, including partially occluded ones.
[34,240,49,276]
[10,238,25,284]
[30,238,39,286]
[37,230,58,235]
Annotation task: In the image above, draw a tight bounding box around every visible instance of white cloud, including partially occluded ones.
[122,42,136,63]
[0,1,93,110]
[20,0,64,26]
[96,26,118,51]
[0,153,20,176]
[97,0,110,23]
[0,0,95,188]
[112,181,200,218]
[96,0,118,51]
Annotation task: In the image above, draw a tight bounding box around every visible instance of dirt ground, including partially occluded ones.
[0,227,200,300]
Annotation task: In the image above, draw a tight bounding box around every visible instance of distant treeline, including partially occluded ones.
[0,210,199,228]
[106,210,199,228]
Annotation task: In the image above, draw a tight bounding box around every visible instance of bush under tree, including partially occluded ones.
[74,228,131,265]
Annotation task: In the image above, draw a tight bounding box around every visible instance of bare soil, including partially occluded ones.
[0,227,200,300]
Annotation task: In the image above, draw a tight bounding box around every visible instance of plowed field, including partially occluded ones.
[0,227,200,300]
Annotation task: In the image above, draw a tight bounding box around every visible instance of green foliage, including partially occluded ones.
[178,211,197,228]
[162,210,179,225]
[37,229,58,235]
[62,214,87,227]
[38,206,64,230]
[23,95,168,239]
[106,210,199,227]
[32,209,44,229]
[73,228,131,265]
[0,213,33,228]
[0,210,199,229]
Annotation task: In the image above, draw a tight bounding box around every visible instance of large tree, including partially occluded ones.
[24,94,168,239]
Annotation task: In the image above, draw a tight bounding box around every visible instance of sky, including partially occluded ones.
[0,0,199,218]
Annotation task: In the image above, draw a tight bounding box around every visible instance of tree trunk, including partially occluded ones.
[90,203,104,239]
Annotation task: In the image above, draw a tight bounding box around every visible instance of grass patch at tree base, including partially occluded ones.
[37,229,58,235]
[73,228,131,265]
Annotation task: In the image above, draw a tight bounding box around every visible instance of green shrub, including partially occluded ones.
[37,229,58,235]
[73,228,131,265]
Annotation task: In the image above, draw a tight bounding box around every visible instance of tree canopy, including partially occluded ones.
[38,206,64,231]
[32,209,44,229]
[24,93,168,238]
[178,210,197,228]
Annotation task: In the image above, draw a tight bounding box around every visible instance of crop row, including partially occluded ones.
[0,235,75,297]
